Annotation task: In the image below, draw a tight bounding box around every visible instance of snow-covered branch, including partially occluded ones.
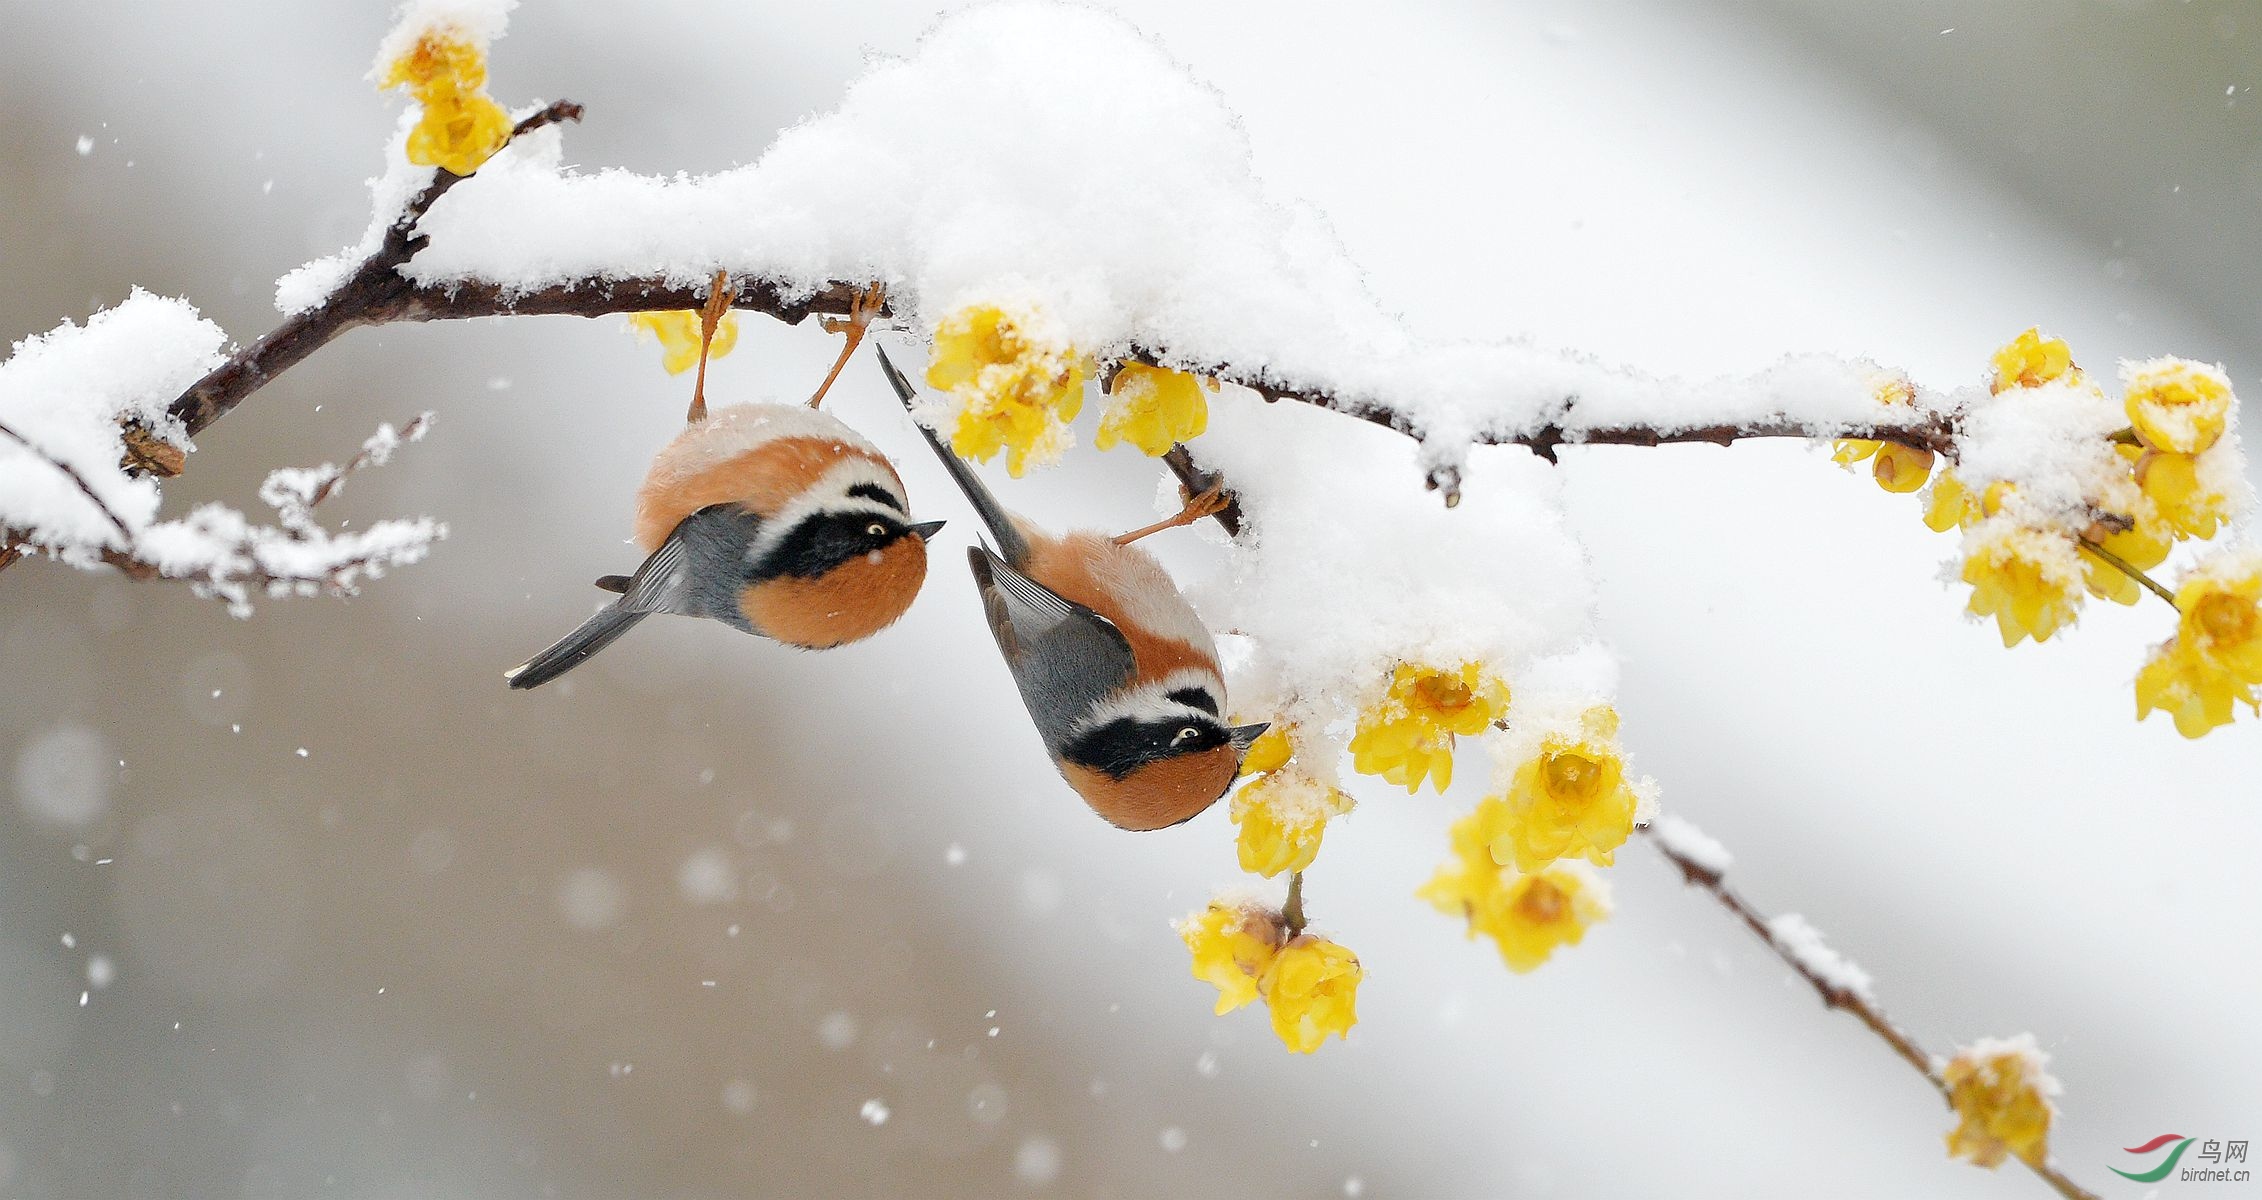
[1643,818,2098,1200]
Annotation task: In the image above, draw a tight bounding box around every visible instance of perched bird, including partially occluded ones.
[505,403,944,689]
[876,345,1264,830]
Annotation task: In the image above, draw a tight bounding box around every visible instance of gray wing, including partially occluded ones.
[967,545,1136,754]
[624,505,765,630]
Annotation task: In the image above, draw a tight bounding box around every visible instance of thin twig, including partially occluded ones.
[305,412,433,509]
[0,417,134,544]
[163,100,585,441]
[2076,536,2178,609]
[1641,827,2102,1200]
[1282,871,1307,938]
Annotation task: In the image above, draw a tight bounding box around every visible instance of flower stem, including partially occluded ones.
[1283,871,1306,938]
[2075,536,2177,609]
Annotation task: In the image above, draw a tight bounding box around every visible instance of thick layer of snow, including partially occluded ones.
[0,291,221,549]
[0,288,443,611]
[1190,390,1594,734]
[292,3,1953,482]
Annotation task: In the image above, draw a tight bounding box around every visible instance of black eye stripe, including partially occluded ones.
[1066,716,1230,780]
[1165,687,1219,715]
[846,482,906,513]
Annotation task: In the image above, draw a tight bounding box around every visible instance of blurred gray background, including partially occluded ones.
[3,2,2258,1197]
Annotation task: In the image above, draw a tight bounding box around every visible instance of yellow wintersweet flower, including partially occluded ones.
[1482,706,1640,872]
[1348,663,1510,794]
[2082,519,2172,606]
[1097,364,1213,456]
[380,29,512,176]
[1232,770,1354,878]
[1989,327,2076,394]
[1942,1038,2057,1170]
[1871,442,1935,493]
[1832,439,1880,466]
[627,310,740,375]
[1175,901,1284,1015]
[1960,523,2085,647]
[1418,812,1610,973]
[927,304,1089,477]
[2123,357,2233,454]
[1258,935,1361,1053]
[1236,724,1293,778]
[1487,866,1610,973]
[2136,555,2262,738]
[2136,451,2231,541]
[1923,471,1976,533]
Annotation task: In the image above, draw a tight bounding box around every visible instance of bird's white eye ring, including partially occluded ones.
[867,522,887,537]
[1174,726,1198,744]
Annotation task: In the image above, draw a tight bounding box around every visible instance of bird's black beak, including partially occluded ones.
[908,519,948,541]
[1230,722,1270,751]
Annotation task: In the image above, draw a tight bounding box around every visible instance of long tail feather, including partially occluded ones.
[504,604,652,690]
[874,344,1030,567]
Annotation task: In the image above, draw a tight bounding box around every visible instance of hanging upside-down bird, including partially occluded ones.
[506,287,941,689]
[875,345,1264,829]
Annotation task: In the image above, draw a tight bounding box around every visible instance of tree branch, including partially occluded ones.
[164,100,588,441]
[0,416,133,544]
[1641,826,2101,1200]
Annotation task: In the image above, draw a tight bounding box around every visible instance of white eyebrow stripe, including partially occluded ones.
[1068,668,1226,739]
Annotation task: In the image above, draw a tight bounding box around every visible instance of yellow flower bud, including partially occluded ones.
[627,310,740,375]
[1942,1038,2057,1170]
[2136,450,2230,541]
[1347,663,1509,794]
[1960,523,2085,648]
[1258,935,1361,1053]
[1096,364,1212,457]
[1923,471,1974,533]
[1481,707,1640,873]
[1871,442,1934,493]
[1231,769,1353,878]
[1989,328,2076,394]
[1175,902,1284,1015]
[927,304,1088,477]
[2122,357,2233,454]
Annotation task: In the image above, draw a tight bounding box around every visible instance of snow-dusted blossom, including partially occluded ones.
[1232,770,1353,878]
[1869,442,1934,493]
[2136,549,2262,738]
[380,26,512,176]
[627,310,740,376]
[1347,663,1509,794]
[1481,705,1641,873]
[1989,327,2077,394]
[1095,363,1212,456]
[1235,725,1293,779]
[1959,521,2086,648]
[1258,935,1361,1054]
[2079,500,2172,607]
[2122,357,2233,455]
[1832,373,1930,492]
[2135,449,2233,541]
[1942,1035,2058,1170]
[926,303,1089,477]
[1419,810,1609,973]
[1228,722,1352,877]
[1923,470,1976,533]
[1175,900,1283,1015]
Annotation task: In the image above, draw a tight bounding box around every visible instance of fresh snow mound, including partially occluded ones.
[294,2,1943,477]
[0,291,223,550]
